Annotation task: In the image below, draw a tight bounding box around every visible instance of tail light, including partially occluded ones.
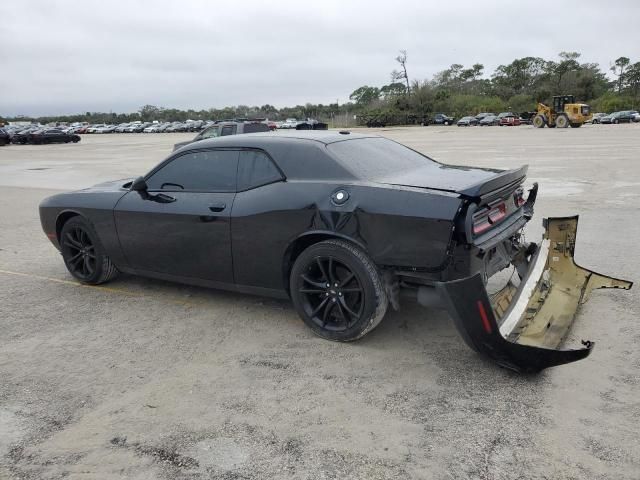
[513,187,525,207]
[473,200,507,235]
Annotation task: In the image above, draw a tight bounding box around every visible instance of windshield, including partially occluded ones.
[328,137,439,180]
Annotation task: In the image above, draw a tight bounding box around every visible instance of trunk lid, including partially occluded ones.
[384,164,528,199]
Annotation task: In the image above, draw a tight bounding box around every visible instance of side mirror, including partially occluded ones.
[131,176,148,192]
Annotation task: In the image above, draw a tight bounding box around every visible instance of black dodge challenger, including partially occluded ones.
[39,132,631,372]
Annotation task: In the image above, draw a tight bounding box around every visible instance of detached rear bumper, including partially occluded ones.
[437,216,632,373]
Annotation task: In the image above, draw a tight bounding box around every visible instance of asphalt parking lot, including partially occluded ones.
[1,125,639,479]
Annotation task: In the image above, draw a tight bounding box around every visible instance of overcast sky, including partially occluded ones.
[1,0,638,116]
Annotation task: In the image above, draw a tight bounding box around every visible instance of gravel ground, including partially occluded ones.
[0,125,638,479]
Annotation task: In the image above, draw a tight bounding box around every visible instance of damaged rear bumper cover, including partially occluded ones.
[437,216,632,373]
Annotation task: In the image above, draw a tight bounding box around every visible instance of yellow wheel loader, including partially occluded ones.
[532,95,592,128]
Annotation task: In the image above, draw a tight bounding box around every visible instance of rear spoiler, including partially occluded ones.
[457,165,528,199]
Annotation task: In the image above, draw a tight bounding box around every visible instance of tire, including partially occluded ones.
[555,114,569,128]
[289,239,388,342]
[60,216,119,285]
[613,118,619,124]
[532,115,545,128]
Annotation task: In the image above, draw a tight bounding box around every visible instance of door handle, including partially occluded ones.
[209,202,226,212]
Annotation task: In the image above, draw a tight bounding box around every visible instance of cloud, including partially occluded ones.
[1,0,638,116]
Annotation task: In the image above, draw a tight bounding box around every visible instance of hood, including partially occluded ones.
[77,178,134,193]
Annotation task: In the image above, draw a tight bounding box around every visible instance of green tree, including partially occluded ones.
[611,56,630,93]
[349,86,380,105]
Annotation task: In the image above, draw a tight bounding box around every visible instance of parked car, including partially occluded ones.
[474,112,495,122]
[10,127,39,144]
[143,123,163,133]
[279,118,299,129]
[87,124,107,133]
[39,131,632,373]
[0,128,9,146]
[432,113,454,125]
[457,116,478,127]
[27,128,81,144]
[479,115,499,126]
[589,113,607,124]
[603,111,635,124]
[499,115,522,126]
[173,121,271,151]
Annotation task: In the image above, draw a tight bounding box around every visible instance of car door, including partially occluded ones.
[46,129,60,143]
[114,148,239,284]
[230,149,287,289]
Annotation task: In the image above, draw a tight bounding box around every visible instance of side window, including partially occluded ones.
[199,126,219,140]
[146,150,239,192]
[221,125,236,136]
[237,150,283,191]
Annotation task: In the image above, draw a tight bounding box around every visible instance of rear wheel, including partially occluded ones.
[555,114,569,128]
[290,239,388,342]
[532,115,546,128]
[60,217,119,285]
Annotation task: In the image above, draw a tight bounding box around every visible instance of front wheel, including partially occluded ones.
[532,115,545,128]
[613,118,619,124]
[60,216,119,285]
[555,114,569,128]
[290,240,388,342]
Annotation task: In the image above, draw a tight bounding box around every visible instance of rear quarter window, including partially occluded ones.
[237,150,283,191]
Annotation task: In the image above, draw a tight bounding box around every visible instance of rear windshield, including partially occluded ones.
[244,123,270,133]
[327,137,439,180]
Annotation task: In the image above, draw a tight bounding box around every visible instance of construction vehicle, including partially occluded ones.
[532,95,592,128]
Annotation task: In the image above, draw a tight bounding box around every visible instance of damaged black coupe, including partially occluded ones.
[39,132,632,372]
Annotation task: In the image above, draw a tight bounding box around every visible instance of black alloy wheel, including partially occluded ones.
[61,225,97,281]
[60,216,119,284]
[290,239,388,342]
[297,256,364,332]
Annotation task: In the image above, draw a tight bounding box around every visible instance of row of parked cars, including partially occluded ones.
[443,109,639,127]
[1,117,330,147]
[455,112,525,127]
[0,125,81,145]
[591,110,640,124]
[76,120,213,134]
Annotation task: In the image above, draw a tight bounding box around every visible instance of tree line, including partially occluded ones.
[3,52,639,126]
[350,52,640,124]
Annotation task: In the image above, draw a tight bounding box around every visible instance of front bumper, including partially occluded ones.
[437,216,632,373]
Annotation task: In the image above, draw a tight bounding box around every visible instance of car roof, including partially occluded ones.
[190,131,379,149]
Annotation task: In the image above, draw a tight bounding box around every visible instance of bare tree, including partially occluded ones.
[611,56,630,93]
[391,50,410,96]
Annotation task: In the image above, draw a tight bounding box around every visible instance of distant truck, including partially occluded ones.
[173,121,270,151]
